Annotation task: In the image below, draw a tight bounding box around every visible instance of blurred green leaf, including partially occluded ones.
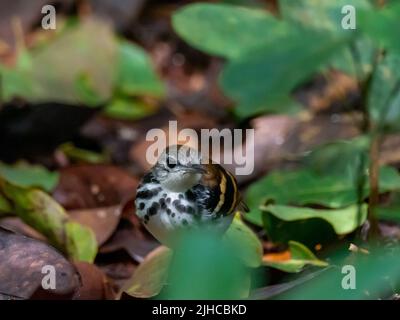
[103,96,157,120]
[280,245,400,299]
[221,31,352,118]
[0,180,68,248]
[1,19,117,105]
[172,3,290,59]
[279,0,370,33]
[377,206,400,224]
[0,162,59,192]
[368,52,400,132]
[223,214,263,267]
[0,178,98,262]
[261,203,367,238]
[376,191,400,223]
[263,241,328,273]
[304,137,369,176]
[116,40,164,97]
[163,231,251,299]
[65,221,97,263]
[58,143,109,164]
[0,49,34,99]
[359,3,400,54]
[123,246,172,298]
[0,195,12,214]
[235,96,303,119]
[74,72,104,107]
[245,166,400,226]
[279,0,374,78]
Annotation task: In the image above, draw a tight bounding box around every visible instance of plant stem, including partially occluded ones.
[367,131,381,238]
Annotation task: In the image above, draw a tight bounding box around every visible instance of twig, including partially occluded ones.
[367,130,382,238]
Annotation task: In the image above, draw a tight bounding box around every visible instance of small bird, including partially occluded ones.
[135,144,248,245]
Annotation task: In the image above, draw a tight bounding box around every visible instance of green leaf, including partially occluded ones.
[0,162,59,192]
[163,231,251,299]
[0,195,12,214]
[1,19,117,105]
[0,179,98,261]
[0,180,68,248]
[116,40,164,97]
[280,244,400,299]
[74,72,104,107]
[245,166,400,226]
[223,214,263,267]
[279,0,371,33]
[261,204,367,236]
[304,137,369,176]
[235,96,303,119]
[279,0,374,78]
[65,221,98,263]
[263,241,328,273]
[172,3,289,59]
[58,143,109,164]
[123,246,173,298]
[221,30,352,119]
[103,96,157,120]
[377,206,400,224]
[376,192,400,223]
[359,3,400,54]
[368,52,400,132]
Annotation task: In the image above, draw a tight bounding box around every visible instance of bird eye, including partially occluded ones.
[166,157,177,169]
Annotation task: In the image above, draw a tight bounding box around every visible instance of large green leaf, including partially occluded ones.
[279,244,400,299]
[304,137,369,176]
[163,231,251,299]
[116,41,164,97]
[172,3,290,59]
[279,0,371,33]
[359,3,400,54]
[223,214,263,268]
[263,241,328,273]
[221,30,352,118]
[245,166,400,226]
[368,52,400,132]
[261,204,367,236]
[0,162,59,192]
[1,19,117,105]
[279,0,374,78]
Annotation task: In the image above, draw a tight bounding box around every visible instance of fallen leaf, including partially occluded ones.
[122,245,172,299]
[73,261,116,300]
[263,241,328,273]
[53,165,138,210]
[0,178,98,262]
[0,227,80,299]
[69,205,122,246]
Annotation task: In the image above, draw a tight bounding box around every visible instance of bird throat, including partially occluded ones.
[160,172,201,192]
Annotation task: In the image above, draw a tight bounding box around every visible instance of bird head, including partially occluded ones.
[153,145,207,192]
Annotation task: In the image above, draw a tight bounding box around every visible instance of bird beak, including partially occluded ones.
[182,164,206,174]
